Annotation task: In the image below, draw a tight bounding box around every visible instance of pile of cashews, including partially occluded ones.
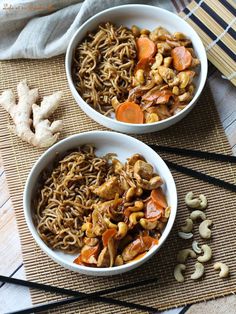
[174,192,230,283]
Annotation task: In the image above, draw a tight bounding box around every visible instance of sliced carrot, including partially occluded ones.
[73,254,84,265]
[171,46,192,71]
[73,254,97,267]
[142,90,173,103]
[136,37,157,61]
[102,228,117,247]
[80,245,99,264]
[144,199,163,220]
[151,188,168,209]
[134,57,155,73]
[116,102,144,124]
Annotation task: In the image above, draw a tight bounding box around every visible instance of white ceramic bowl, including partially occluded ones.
[24,131,177,276]
[66,4,207,134]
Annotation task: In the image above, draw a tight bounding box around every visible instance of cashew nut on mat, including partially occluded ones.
[214,262,230,278]
[177,249,196,263]
[174,264,186,282]
[197,244,212,263]
[191,262,205,280]
[199,219,213,239]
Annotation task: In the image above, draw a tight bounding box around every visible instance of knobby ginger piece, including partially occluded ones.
[0,80,63,147]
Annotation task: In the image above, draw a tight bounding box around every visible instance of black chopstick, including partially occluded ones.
[1,275,158,314]
[150,144,236,163]
[7,295,158,314]
[164,159,236,192]
[0,275,156,298]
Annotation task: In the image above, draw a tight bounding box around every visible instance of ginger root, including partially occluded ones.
[0,80,63,148]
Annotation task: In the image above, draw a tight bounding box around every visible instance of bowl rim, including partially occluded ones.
[23,131,178,275]
[65,4,208,128]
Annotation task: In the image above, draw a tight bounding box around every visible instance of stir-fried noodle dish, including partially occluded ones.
[73,22,200,124]
[35,145,170,267]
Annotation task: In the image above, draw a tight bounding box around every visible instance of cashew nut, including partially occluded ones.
[165,206,171,218]
[197,244,212,263]
[151,53,163,70]
[135,69,145,84]
[191,262,205,280]
[115,222,128,240]
[190,210,206,221]
[178,232,193,240]
[185,192,201,208]
[213,262,230,278]
[172,86,179,95]
[185,192,208,210]
[178,71,190,89]
[104,217,118,229]
[131,25,140,37]
[173,32,186,40]
[174,264,186,282]
[198,194,208,210]
[134,200,144,210]
[129,212,144,226]
[192,241,202,254]
[177,249,196,263]
[178,92,191,102]
[125,187,136,201]
[180,218,193,233]
[139,218,158,230]
[81,222,96,238]
[199,219,213,239]
[126,201,144,213]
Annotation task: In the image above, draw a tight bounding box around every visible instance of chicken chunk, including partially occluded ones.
[127,154,145,166]
[121,238,146,262]
[97,247,110,267]
[92,177,124,200]
[133,160,153,180]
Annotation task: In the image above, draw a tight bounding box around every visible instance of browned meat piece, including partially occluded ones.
[133,160,153,180]
[97,247,110,267]
[112,158,123,174]
[92,177,124,200]
[121,238,146,262]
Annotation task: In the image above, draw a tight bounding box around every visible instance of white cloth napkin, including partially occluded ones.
[0,0,174,59]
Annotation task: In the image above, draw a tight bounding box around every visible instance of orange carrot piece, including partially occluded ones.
[73,254,84,265]
[116,102,144,124]
[136,37,157,61]
[75,244,99,265]
[135,57,155,73]
[171,46,192,71]
[145,199,163,220]
[102,228,117,247]
[151,188,168,209]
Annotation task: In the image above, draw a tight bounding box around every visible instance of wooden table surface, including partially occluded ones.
[0,69,235,314]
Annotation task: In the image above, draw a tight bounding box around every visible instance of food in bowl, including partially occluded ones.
[72,22,200,124]
[35,144,170,268]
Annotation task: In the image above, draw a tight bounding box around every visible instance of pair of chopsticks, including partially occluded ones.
[149,145,236,192]
[0,275,159,314]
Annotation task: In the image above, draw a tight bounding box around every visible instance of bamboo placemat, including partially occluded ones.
[0,55,236,312]
[180,0,236,86]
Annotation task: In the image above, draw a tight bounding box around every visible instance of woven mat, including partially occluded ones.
[180,0,236,86]
[0,55,236,313]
